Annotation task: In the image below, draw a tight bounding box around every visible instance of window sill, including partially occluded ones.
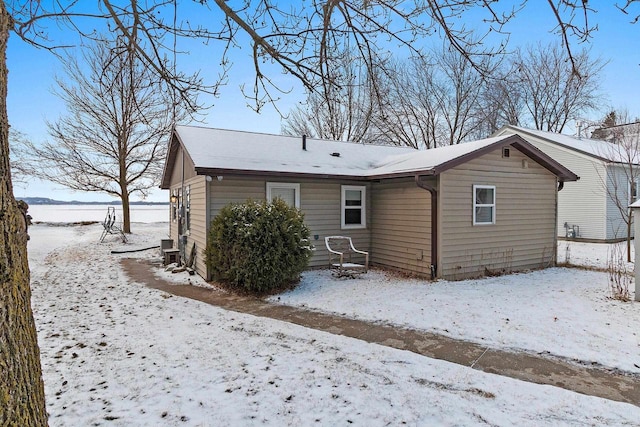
[341,224,366,230]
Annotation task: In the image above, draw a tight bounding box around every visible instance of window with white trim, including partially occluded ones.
[473,185,496,225]
[341,185,366,229]
[266,182,300,208]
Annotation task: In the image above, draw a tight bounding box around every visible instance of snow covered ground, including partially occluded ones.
[27,221,640,426]
[557,239,635,271]
[273,266,640,373]
[27,203,169,224]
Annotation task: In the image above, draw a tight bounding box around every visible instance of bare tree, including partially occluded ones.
[9,2,626,115]
[432,47,489,145]
[477,65,526,135]
[19,36,191,233]
[514,42,604,133]
[369,58,439,148]
[8,129,31,183]
[368,48,489,148]
[475,42,603,135]
[3,2,640,424]
[282,51,375,142]
[298,42,596,148]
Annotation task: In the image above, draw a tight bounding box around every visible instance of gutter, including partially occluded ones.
[415,175,438,279]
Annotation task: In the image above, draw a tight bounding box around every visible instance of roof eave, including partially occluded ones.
[510,139,579,182]
[428,135,520,176]
[194,167,370,181]
[160,128,182,189]
[368,170,437,180]
[429,134,579,182]
[497,125,611,164]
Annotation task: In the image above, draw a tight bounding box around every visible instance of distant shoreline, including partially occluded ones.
[19,197,168,206]
[26,203,169,223]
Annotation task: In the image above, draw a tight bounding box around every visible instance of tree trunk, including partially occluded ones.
[121,190,131,234]
[0,2,48,425]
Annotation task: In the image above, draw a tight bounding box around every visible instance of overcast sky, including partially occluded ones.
[8,3,640,202]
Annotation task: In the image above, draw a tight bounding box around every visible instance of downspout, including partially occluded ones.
[555,179,564,267]
[415,175,438,279]
[205,175,212,281]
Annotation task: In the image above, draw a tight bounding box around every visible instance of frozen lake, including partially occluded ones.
[27,204,169,224]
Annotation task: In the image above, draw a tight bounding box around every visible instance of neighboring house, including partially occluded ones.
[494,125,640,242]
[160,126,577,281]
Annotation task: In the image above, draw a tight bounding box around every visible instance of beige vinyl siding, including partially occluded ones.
[169,145,196,183]
[370,178,432,276]
[208,177,265,211]
[299,181,370,268]
[207,176,371,270]
[185,176,207,276]
[438,147,557,280]
[168,144,197,244]
[496,129,607,240]
[166,176,207,276]
[165,145,207,275]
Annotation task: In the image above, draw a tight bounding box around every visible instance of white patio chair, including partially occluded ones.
[325,236,369,277]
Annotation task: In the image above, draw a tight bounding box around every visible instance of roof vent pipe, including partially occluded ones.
[302,134,307,151]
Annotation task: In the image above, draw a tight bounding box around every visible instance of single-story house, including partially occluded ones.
[160,126,578,281]
[494,125,640,242]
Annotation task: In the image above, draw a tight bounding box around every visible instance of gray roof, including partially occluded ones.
[160,126,579,188]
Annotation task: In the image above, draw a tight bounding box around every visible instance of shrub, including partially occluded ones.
[607,243,631,302]
[205,199,313,293]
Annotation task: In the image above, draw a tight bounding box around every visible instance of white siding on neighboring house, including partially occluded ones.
[496,129,608,240]
[605,164,635,240]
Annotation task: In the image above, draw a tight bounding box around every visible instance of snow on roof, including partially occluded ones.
[368,136,511,176]
[175,126,415,177]
[174,126,514,178]
[501,125,635,164]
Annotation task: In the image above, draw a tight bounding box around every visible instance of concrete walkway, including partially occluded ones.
[121,258,640,407]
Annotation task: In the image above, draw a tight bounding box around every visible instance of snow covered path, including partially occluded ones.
[273,267,640,374]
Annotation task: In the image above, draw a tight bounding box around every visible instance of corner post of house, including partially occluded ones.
[632,205,640,301]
